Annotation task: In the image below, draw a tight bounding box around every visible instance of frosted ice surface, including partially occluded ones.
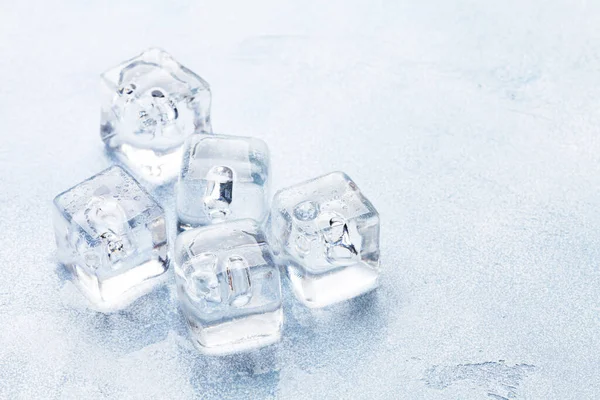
[174,219,282,355]
[268,172,380,308]
[176,134,270,229]
[101,48,212,185]
[52,166,169,311]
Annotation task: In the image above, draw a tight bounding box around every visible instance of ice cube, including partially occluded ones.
[174,219,282,355]
[267,171,380,308]
[176,134,270,230]
[52,166,169,312]
[101,48,212,185]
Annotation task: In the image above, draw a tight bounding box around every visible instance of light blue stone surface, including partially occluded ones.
[1,0,600,398]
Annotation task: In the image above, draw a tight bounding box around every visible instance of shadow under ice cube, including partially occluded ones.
[52,166,169,312]
[268,171,380,308]
[101,48,212,185]
[176,134,270,229]
[174,219,282,355]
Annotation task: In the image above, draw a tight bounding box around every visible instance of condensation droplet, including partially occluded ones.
[293,200,320,221]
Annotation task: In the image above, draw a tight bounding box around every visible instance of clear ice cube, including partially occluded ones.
[267,171,380,308]
[174,219,282,355]
[176,134,270,229]
[53,166,169,312]
[101,48,212,185]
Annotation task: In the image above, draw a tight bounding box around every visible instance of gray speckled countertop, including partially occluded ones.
[2,1,600,398]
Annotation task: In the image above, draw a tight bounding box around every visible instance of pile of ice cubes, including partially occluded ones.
[53,49,380,356]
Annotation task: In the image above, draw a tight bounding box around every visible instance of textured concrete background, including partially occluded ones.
[1,1,600,398]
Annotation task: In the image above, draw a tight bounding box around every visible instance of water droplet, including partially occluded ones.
[293,200,319,221]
